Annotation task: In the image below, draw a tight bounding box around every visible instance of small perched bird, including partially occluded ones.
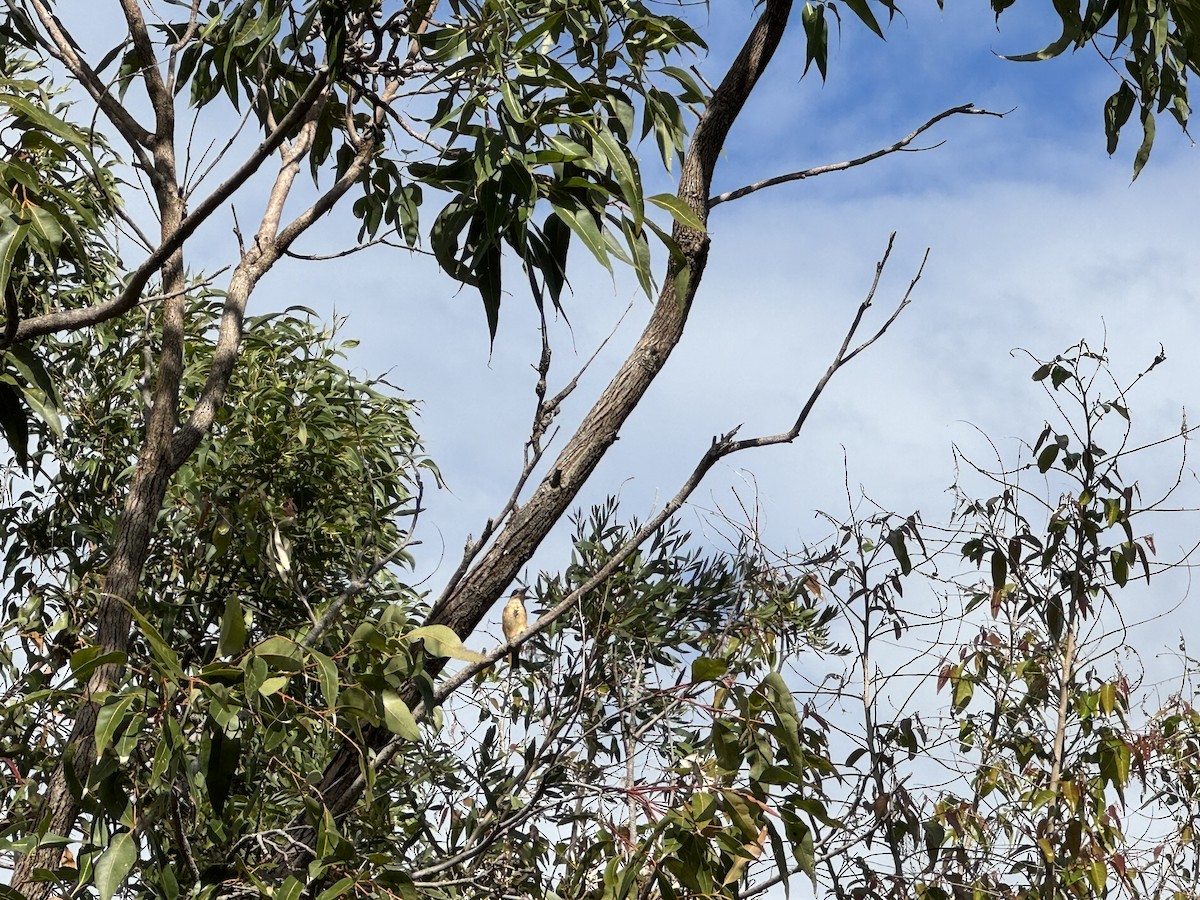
[501,589,528,665]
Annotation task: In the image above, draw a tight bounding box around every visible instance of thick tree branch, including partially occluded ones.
[12,3,190,886]
[709,105,1006,206]
[264,0,796,876]
[117,0,172,157]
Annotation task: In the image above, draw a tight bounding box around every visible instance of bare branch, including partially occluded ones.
[164,0,204,97]
[282,231,436,261]
[725,235,926,452]
[433,301,634,609]
[709,105,1006,206]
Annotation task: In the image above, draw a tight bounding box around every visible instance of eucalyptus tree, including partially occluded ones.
[0,0,1198,898]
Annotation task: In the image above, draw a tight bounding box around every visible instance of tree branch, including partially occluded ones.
[24,0,155,159]
[709,105,1006,206]
[269,0,797,874]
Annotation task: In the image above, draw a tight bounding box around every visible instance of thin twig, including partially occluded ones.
[433,302,634,611]
[301,483,424,649]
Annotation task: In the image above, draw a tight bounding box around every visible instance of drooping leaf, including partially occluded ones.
[0,381,29,469]
[647,193,706,232]
[95,831,136,900]
[404,624,487,663]
[381,689,420,741]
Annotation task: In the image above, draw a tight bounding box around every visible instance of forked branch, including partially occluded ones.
[366,236,924,779]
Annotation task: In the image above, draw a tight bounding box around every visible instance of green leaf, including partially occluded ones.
[801,3,829,79]
[404,624,487,663]
[990,550,1007,591]
[258,674,290,696]
[590,126,643,225]
[691,656,728,682]
[255,635,302,665]
[160,861,179,900]
[0,220,30,307]
[762,671,806,763]
[550,205,611,274]
[0,381,30,469]
[500,81,525,124]
[1037,443,1060,473]
[310,648,339,708]
[316,877,355,900]
[1104,82,1137,154]
[70,649,127,683]
[1132,105,1156,180]
[1000,19,1079,61]
[381,689,420,740]
[275,878,305,900]
[219,594,247,658]
[204,725,241,815]
[1087,859,1107,895]
[94,692,137,758]
[887,529,912,575]
[95,831,136,900]
[6,344,62,423]
[1099,681,1118,714]
[125,604,182,683]
[841,0,886,38]
[953,673,974,711]
[1111,548,1129,587]
[647,193,706,232]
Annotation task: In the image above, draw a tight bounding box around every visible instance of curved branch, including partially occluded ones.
[267,0,797,877]
[709,104,1006,206]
